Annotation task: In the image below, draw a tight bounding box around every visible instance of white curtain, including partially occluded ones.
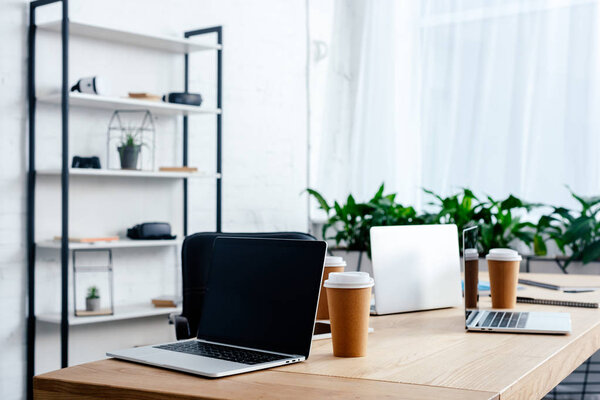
[310,0,600,211]
[312,0,422,207]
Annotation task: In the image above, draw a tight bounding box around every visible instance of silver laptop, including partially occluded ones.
[108,237,327,378]
[369,224,462,315]
[463,227,571,334]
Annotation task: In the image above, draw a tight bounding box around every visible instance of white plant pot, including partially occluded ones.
[86,298,101,312]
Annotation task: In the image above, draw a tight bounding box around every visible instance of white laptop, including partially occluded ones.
[369,224,462,315]
[108,237,327,378]
[463,226,571,334]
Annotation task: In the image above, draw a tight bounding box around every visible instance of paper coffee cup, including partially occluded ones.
[316,257,347,320]
[324,272,374,357]
[486,249,522,309]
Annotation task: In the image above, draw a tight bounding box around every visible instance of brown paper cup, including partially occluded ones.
[488,259,520,308]
[326,286,372,357]
[316,266,345,320]
[464,258,479,309]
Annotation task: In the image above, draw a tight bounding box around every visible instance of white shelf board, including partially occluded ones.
[36,304,181,326]
[38,92,221,116]
[37,168,221,179]
[38,20,221,53]
[36,239,182,250]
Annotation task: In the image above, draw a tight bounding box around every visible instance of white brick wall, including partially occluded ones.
[0,1,308,398]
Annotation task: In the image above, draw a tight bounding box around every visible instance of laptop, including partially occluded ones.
[108,237,327,377]
[463,226,571,334]
[369,224,462,315]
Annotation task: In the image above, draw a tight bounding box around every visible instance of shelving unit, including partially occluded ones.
[37,19,221,53]
[38,92,221,116]
[26,2,223,399]
[37,304,181,326]
[37,168,221,179]
[36,239,182,250]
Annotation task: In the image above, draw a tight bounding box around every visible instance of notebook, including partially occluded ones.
[517,296,598,309]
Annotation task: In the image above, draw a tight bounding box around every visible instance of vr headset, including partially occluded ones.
[162,92,202,106]
[127,222,176,240]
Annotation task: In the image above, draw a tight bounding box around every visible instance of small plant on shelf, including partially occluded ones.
[85,286,101,312]
[117,125,146,170]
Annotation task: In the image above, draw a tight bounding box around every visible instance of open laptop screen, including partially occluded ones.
[197,237,327,358]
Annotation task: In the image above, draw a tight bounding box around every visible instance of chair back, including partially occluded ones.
[177,231,316,339]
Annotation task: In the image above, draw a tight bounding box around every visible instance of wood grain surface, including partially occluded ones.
[34,359,498,400]
[285,273,600,399]
[34,273,600,400]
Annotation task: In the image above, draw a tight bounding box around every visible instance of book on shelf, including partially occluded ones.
[159,166,198,173]
[75,309,113,317]
[128,92,161,101]
[151,296,182,308]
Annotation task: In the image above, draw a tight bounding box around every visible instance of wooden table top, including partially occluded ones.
[35,273,600,400]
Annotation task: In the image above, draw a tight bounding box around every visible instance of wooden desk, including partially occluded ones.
[35,273,600,400]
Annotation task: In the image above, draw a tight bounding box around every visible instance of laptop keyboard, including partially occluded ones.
[477,311,529,329]
[155,341,288,365]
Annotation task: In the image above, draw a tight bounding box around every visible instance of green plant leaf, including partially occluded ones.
[86,286,99,299]
[500,195,523,210]
[533,234,547,256]
[553,207,575,222]
[462,188,478,200]
[582,240,600,264]
[422,188,444,202]
[373,184,385,200]
[346,194,357,215]
[306,189,330,213]
[562,217,594,243]
[536,215,554,229]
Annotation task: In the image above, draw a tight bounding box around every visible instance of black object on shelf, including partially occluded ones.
[162,92,202,106]
[26,4,223,399]
[127,222,176,240]
[72,156,101,169]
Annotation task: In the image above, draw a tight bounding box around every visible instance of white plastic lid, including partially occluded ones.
[324,256,347,267]
[324,272,374,289]
[486,248,522,261]
[464,248,479,260]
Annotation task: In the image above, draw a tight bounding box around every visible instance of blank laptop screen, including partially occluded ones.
[196,237,326,358]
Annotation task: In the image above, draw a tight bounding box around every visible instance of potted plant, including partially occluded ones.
[86,286,101,312]
[421,188,480,247]
[423,189,539,255]
[117,126,144,170]
[309,186,542,271]
[531,188,600,274]
[307,184,424,273]
[308,184,600,274]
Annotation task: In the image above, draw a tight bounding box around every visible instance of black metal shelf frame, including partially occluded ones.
[26,1,222,398]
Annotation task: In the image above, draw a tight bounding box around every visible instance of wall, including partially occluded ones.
[0,1,308,398]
